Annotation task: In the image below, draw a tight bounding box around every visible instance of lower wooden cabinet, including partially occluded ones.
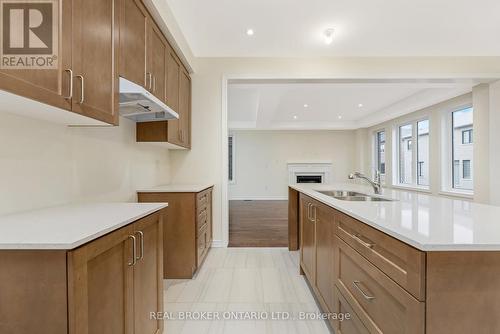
[296,190,500,333]
[138,186,213,278]
[0,212,163,334]
[299,194,334,313]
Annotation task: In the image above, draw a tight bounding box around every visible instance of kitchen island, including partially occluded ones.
[289,183,500,334]
[0,203,167,334]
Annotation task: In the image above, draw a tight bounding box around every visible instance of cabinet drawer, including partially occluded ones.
[197,207,208,230]
[335,211,425,300]
[196,189,210,212]
[333,287,370,334]
[197,224,209,265]
[334,237,425,334]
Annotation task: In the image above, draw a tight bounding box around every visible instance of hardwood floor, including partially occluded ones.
[229,200,288,247]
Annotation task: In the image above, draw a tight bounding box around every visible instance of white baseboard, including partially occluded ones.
[228,197,288,201]
[211,239,228,248]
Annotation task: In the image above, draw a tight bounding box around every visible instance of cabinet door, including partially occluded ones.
[120,0,148,87]
[147,22,167,101]
[133,213,164,334]
[166,50,182,145]
[0,0,72,111]
[300,195,315,283]
[207,189,213,246]
[72,0,119,125]
[178,68,191,148]
[315,202,335,312]
[68,225,135,334]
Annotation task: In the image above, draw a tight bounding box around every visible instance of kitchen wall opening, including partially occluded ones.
[224,78,496,248]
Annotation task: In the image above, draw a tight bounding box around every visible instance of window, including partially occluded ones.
[375,130,386,175]
[398,124,413,184]
[463,160,471,179]
[418,162,424,177]
[397,119,430,188]
[417,120,429,186]
[453,160,460,186]
[452,107,473,191]
[462,129,473,144]
[228,135,235,183]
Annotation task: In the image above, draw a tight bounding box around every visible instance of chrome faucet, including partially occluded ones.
[348,170,382,194]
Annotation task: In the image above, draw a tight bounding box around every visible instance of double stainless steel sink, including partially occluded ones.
[317,190,396,202]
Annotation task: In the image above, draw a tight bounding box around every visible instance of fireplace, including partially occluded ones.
[288,162,333,185]
[296,175,323,183]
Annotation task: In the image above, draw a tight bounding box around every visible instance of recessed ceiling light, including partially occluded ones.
[293,115,298,120]
[338,115,343,120]
[358,103,364,108]
[323,28,335,45]
[246,29,254,36]
[303,104,309,108]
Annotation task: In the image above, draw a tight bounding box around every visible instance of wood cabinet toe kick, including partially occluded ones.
[295,190,500,334]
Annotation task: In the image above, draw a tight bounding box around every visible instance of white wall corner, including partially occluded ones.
[472,84,490,204]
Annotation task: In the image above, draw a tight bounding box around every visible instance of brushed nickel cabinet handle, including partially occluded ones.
[147,72,153,90]
[353,280,375,300]
[63,69,73,99]
[76,75,84,104]
[135,231,144,261]
[312,205,317,223]
[153,76,156,93]
[128,235,137,266]
[353,233,375,249]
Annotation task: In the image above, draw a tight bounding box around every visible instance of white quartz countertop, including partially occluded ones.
[0,203,168,250]
[291,183,500,251]
[137,184,213,193]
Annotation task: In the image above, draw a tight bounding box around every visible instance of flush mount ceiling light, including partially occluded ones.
[323,28,335,45]
[246,29,254,36]
[338,115,343,120]
[293,115,298,120]
[358,103,364,108]
[303,104,309,108]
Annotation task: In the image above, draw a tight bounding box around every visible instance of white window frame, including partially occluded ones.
[394,117,430,190]
[228,134,236,184]
[440,104,474,196]
[373,129,386,183]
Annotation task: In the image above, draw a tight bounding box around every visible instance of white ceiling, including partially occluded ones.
[228,80,482,130]
[166,0,500,57]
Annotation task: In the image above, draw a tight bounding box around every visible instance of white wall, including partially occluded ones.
[168,56,500,246]
[228,130,356,200]
[0,112,171,216]
[488,81,500,205]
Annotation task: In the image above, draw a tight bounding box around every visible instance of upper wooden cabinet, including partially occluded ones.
[178,68,192,148]
[148,23,168,102]
[0,0,119,125]
[131,9,192,149]
[0,1,72,112]
[71,0,119,125]
[120,0,148,87]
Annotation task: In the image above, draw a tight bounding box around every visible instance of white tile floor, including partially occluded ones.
[164,247,331,334]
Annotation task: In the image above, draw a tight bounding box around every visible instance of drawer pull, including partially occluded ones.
[127,235,137,266]
[353,280,375,301]
[353,233,375,249]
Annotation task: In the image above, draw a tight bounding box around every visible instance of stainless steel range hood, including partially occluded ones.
[119,77,179,122]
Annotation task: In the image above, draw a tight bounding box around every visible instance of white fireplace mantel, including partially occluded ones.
[287,162,333,184]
